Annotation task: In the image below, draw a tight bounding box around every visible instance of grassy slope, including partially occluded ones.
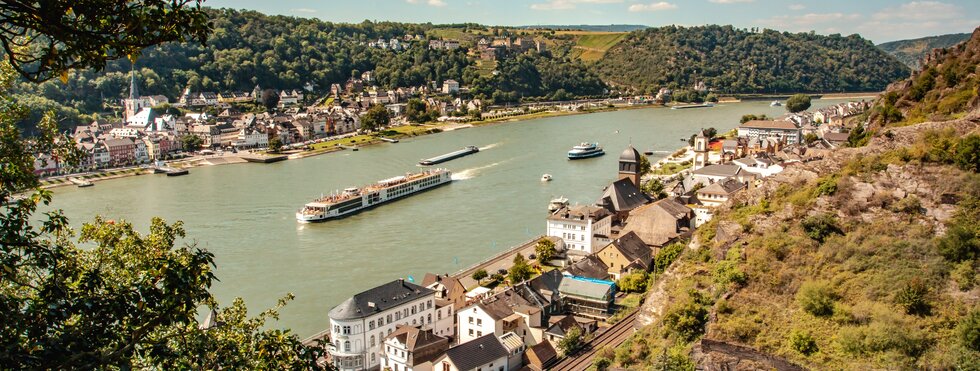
[569,33,627,62]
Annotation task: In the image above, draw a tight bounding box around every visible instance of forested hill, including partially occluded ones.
[595,25,910,94]
[877,33,972,69]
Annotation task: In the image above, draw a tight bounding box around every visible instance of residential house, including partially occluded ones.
[523,341,558,371]
[546,205,612,258]
[732,155,783,178]
[442,80,460,95]
[564,255,611,281]
[381,325,450,371]
[422,273,467,340]
[620,198,694,249]
[595,231,652,279]
[543,315,597,345]
[737,120,801,145]
[103,137,135,166]
[696,178,747,208]
[327,279,437,371]
[432,334,510,371]
[557,276,616,320]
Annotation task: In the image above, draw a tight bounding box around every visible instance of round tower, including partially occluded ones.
[618,145,642,187]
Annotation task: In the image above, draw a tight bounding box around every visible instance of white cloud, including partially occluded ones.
[531,0,622,11]
[709,0,754,3]
[788,4,805,10]
[871,1,959,21]
[406,0,447,7]
[628,2,678,12]
[290,8,317,13]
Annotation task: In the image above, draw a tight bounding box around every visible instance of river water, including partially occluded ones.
[46,100,848,336]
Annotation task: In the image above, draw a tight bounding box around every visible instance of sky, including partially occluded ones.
[204,0,979,43]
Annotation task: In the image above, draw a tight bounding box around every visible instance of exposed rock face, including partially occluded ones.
[692,339,803,371]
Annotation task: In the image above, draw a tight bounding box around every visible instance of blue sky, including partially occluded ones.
[205,0,978,43]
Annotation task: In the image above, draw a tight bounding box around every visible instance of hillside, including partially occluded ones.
[878,33,972,69]
[517,24,647,32]
[605,28,980,371]
[595,25,910,94]
[868,27,980,130]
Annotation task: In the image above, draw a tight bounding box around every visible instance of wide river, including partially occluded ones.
[47,99,848,336]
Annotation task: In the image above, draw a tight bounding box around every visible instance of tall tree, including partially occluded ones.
[261,89,280,111]
[786,94,812,113]
[360,104,390,132]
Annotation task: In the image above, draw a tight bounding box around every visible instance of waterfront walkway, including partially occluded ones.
[452,235,559,289]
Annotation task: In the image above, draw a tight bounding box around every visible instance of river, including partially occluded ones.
[46,99,849,336]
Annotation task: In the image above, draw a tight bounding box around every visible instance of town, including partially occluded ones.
[313,96,873,371]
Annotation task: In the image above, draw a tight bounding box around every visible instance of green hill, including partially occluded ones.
[595,25,910,94]
[877,33,972,69]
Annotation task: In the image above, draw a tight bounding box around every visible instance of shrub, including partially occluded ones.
[663,290,711,342]
[714,260,747,288]
[951,261,976,290]
[895,278,930,316]
[557,326,584,355]
[790,330,819,356]
[592,356,611,371]
[796,280,836,317]
[653,242,685,273]
[534,239,557,263]
[890,195,922,214]
[801,213,842,242]
[937,224,979,262]
[617,271,650,293]
[955,134,980,173]
[958,309,980,352]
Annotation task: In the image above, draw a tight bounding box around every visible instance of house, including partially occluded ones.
[564,255,611,281]
[546,205,612,258]
[823,132,850,148]
[380,325,450,371]
[595,231,652,279]
[103,137,135,166]
[596,178,651,222]
[456,289,545,346]
[696,178,747,208]
[691,164,744,186]
[442,80,460,95]
[543,315,597,345]
[497,332,526,370]
[327,279,437,371]
[737,120,801,145]
[731,155,783,178]
[432,334,510,371]
[523,341,558,371]
[422,273,467,340]
[620,198,693,249]
[557,276,616,320]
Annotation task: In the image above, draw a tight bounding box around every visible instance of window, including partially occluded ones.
[428,314,432,323]
[468,329,473,336]
[371,353,375,363]
[403,308,409,317]
[342,326,351,335]
[333,325,339,333]
[387,314,392,323]
[419,303,425,312]
[412,319,417,325]
[476,318,482,326]
[427,300,432,309]
[468,317,473,324]
[477,331,482,336]
[378,317,384,326]
[396,312,401,320]
[370,335,375,347]
[411,306,416,315]
[369,320,375,330]
[438,311,442,320]
[344,341,351,352]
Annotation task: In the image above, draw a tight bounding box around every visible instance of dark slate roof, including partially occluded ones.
[547,205,611,222]
[329,279,433,320]
[619,145,640,163]
[564,255,611,281]
[597,178,652,213]
[445,334,508,371]
[545,315,583,338]
[528,269,563,294]
[599,231,651,270]
[692,164,741,178]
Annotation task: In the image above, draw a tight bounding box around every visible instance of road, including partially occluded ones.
[549,310,638,371]
[453,235,560,289]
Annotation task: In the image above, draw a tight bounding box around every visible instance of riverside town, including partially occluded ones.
[2,1,979,370]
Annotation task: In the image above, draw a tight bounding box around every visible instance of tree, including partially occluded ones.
[0,1,210,82]
[405,98,430,123]
[534,239,557,263]
[181,134,203,152]
[616,271,649,293]
[958,309,980,352]
[642,178,667,199]
[557,326,584,355]
[785,94,812,113]
[740,114,768,124]
[508,253,533,284]
[268,136,283,153]
[472,269,488,282]
[261,89,280,111]
[361,104,390,132]
[639,154,651,175]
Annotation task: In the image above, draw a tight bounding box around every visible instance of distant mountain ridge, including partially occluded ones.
[877,33,972,69]
[516,24,647,32]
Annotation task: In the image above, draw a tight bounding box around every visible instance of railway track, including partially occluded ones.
[549,310,639,371]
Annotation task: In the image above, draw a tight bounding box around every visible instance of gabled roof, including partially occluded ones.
[547,205,611,222]
[597,231,651,271]
[544,315,583,338]
[564,255,611,281]
[328,279,433,320]
[444,334,508,371]
[693,164,741,178]
[697,179,746,196]
[558,276,615,301]
[524,341,558,370]
[596,178,652,213]
[386,325,449,364]
[621,198,692,247]
[740,120,798,130]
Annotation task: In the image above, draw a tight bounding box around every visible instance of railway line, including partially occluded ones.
[549,309,639,371]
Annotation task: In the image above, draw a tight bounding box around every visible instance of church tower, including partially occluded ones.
[122,66,145,121]
[693,129,710,170]
[618,145,642,187]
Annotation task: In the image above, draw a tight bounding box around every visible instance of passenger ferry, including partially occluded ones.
[567,142,605,159]
[296,168,452,222]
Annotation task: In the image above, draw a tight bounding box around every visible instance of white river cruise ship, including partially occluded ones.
[296,168,452,222]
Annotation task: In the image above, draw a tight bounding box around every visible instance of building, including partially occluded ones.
[557,276,616,320]
[594,231,652,279]
[327,279,437,371]
[564,255,611,281]
[380,325,450,371]
[546,205,612,257]
[617,146,642,187]
[523,341,558,371]
[103,137,135,167]
[692,129,710,170]
[422,273,467,340]
[596,178,651,222]
[442,80,460,95]
[696,178,746,208]
[432,334,510,371]
[737,120,802,145]
[620,198,694,249]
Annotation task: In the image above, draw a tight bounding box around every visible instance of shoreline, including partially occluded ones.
[43,94,874,190]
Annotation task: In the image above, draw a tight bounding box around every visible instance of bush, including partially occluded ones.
[790,330,819,356]
[714,260,747,288]
[592,356,611,371]
[557,326,584,355]
[796,280,836,317]
[890,195,922,214]
[617,271,649,293]
[534,239,557,263]
[959,309,980,352]
[472,269,488,281]
[952,261,976,290]
[937,224,979,262]
[955,134,980,173]
[895,278,930,316]
[801,213,842,242]
[663,290,711,342]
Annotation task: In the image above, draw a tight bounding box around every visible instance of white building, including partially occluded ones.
[737,120,801,145]
[109,127,141,138]
[381,325,450,371]
[442,80,460,94]
[328,279,437,371]
[731,156,784,178]
[133,139,149,164]
[546,205,612,257]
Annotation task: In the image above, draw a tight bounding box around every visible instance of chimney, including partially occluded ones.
[399,278,405,287]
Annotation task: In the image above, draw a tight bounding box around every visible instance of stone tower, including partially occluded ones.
[693,129,710,170]
[618,145,642,187]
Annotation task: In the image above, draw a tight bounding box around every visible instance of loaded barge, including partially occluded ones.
[419,146,479,166]
[296,168,452,223]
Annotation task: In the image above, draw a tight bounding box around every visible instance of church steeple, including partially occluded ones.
[618,145,642,187]
[128,65,139,100]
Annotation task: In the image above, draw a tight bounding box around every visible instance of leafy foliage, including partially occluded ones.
[180,134,203,152]
[796,280,837,317]
[534,239,557,263]
[471,269,488,281]
[895,278,931,316]
[557,326,584,355]
[790,330,819,356]
[508,253,533,283]
[662,289,711,342]
[360,104,390,132]
[616,271,649,293]
[959,309,980,352]
[785,94,811,113]
[596,25,908,94]
[801,213,841,242]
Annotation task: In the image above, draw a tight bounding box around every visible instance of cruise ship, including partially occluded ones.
[296,168,452,222]
[567,142,605,159]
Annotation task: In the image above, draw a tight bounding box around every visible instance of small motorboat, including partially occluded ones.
[770,100,782,107]
[541,174,553,182]
[548,196,569,213]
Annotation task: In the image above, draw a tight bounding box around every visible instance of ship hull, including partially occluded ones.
[297,171,452,223]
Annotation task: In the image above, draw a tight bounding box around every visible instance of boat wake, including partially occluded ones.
[452,160,506,180]
[479,142,502,151]
[648,150,672,154]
